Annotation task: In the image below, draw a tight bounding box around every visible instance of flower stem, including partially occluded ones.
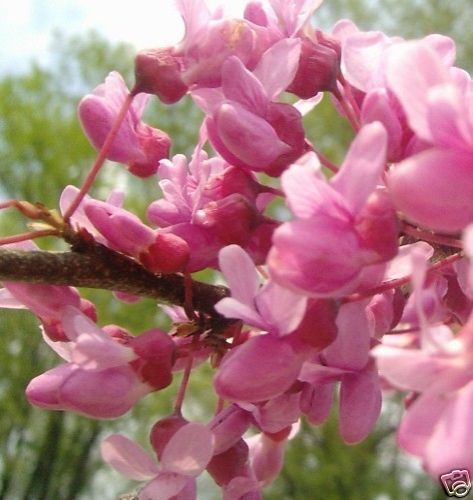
[173,336,198,413]
[63,92,135,221]
[344,252,463,303]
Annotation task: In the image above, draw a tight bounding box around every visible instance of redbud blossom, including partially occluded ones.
[78,71,171,177]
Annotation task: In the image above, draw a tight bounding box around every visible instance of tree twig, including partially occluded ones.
[0,246,229,319]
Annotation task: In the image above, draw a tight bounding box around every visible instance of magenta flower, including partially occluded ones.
[101,423,214,499]
[268,122,397,297]
[78,71,171,177]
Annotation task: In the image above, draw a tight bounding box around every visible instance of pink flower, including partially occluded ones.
[373,244,473,475]
[78,71,170,177]
[214,333,304,403]
[60,185,189,273]
[26,307,175,418]
[147,152,275,271]
[193,40,307,176]
[215,245,307,336]
[299,302,382,444]
[101,422,214,499]
[386,40,473,232]
[268,122,397,297]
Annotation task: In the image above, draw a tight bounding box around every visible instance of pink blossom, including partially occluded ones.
[60,185,190,273]
[214,333,304,403]
[215,245,307,336]
[193,39,307,176]
[209,405,252,455]
[246,424,299,487]
[268,122,397,297]
[147,152,275,270]
[101,422,214,499]
[373,245,473,475]
[386,40,473,232]
[299,302,382,443]
[287,31,340,97]
[26,307,175,418]
[78,71,170,177]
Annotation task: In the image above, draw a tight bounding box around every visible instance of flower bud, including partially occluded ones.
[134,48,188,104]
[287,35,340,98]
[149,414,189,459]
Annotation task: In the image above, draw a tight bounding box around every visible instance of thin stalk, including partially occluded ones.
[63,93,134,221]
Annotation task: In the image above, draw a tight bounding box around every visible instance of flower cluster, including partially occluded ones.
[1,0,473,498]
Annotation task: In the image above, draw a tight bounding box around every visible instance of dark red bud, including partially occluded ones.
[134,48,188,104]
[287,34,340,98]
[150,414,188,458]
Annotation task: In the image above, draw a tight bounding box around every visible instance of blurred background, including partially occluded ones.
[0,1,471,498]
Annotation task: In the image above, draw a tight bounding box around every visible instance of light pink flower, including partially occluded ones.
[299,302,381,444]
[101,423,214,499]
[26,307,175,418]
[193,39,306,176]
[268,122,396,297]
[147,152,275,271]
[78,71,170,177]
[386,40,473,232]
[215,245,307,336]
[373,244,473,475]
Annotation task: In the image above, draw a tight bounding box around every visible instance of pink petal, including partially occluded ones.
[253,39,301,100]
[300,382,334,425]
[331,122,387,215]
[341,30,392,92]
[161,423,214,476]
[0,289,24,308]
[281,159,350,220]
[255,281,307,335]
[176,0,211,43]
[139,473,190,500]
[65,365,150,418]
[424,382,473,477]
[397,391,448,458]
[427,85,473,149]
[215,297,267,330]
[383,241,434,281]
[387,148,473,233]
[323,302,371,371]
[222,57,268,116]
[373,345,451,392]
[269,217,363,297]
[210,405,252,455]
[252,391,301,434]
[387,41,449,142]
[61,307,135,369]
[100,434,159,480]
[214,103,291,167]
[339,368,382,444]
[223,476,261,500]
[422,34,456,67]
[215,335,303,402]
[218,245,260,306]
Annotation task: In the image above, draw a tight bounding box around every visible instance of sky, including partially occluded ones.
[0,0,250,74]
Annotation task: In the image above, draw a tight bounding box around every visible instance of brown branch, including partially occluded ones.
[0,246,229,319]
